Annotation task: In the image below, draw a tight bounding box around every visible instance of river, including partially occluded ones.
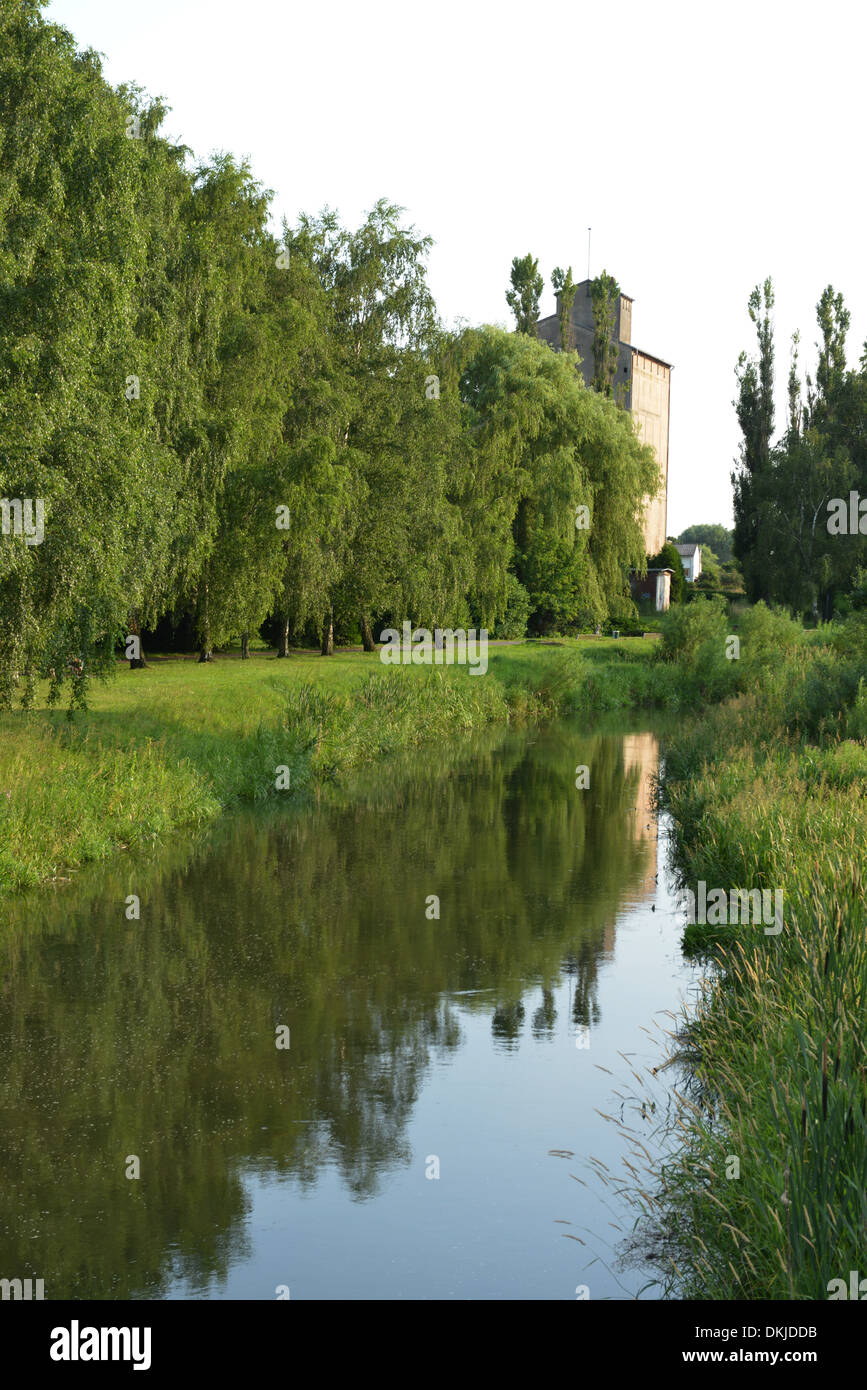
[0,716,698,1299]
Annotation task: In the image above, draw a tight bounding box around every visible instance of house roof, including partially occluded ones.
[675,543,700,556]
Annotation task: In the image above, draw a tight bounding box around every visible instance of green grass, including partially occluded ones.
[2,616,818,897]
[1,639,673,894]
[633,623,867,1300]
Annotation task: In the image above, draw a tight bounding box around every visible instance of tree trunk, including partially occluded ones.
[241,630,250,660]
[321,606,334,656]
[127,609,148,668]
[360,613,376,652]
[197,584,212,661]
[277,616,290,658]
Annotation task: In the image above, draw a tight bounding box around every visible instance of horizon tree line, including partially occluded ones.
[0,2,660,710]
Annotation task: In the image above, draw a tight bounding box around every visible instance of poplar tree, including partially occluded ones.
[589,272,621,396]
[551,266,577,351]
[506,254,544,336]
[732,278,775,602]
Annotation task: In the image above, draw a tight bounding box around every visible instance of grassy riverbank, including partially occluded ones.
[645,611,867,1299]
[1,637,673,895]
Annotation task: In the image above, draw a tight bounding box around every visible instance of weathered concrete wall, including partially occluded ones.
[536,314,633,404]
[630,350,670,556]
[619,295,633,345]
[535,287,669,555]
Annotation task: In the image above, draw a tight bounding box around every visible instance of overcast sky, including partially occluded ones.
[47,0,866,536]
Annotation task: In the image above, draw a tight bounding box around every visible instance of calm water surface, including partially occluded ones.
[0,718,697,1299]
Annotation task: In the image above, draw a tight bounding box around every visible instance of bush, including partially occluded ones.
[658,596,736,702]
[684,585,736,604]
[659,594,728,662]
[649,541,686,603]
[492,574,532,640]
[737,601,803,678]
[782,655,862,739]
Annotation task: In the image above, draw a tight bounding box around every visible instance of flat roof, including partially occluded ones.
[631,346,673,369]
[534,319,672,368]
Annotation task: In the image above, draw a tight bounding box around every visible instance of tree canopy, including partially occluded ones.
[0,3,664,707]
[731,278,867,618]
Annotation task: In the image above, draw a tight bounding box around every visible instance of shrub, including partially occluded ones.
[649,541,686,603]
[659,594,728,663]
[737,601,804,678]
[492,574,531,640]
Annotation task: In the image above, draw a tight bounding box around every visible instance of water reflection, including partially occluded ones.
[0,718,681,1299]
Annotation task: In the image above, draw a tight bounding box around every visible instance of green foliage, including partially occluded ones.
[676,523,733,563]
[737,600,803,675]
[2,626,779,895]
[505,253,544,335]
[732,278,775,602]
[589,271,621,396]
[693,546,721,586]
[457,327,656,632]
[551,264,577,352]
[732,277,867,619]
[492,574,531,639]
[0,6,678,713]
[658,593,734,701]
[641,613,867,1298]
[719,559,746,591]
[649,541,685,603]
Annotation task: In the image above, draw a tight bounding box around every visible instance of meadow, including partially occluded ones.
[0,636,669,895]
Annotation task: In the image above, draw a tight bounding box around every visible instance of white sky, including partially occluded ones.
[47,0,867,535]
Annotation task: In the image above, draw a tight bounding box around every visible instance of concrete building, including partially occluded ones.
[675,542,701,583]
[536,281,671,555]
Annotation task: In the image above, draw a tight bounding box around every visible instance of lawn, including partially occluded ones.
[0,638,658,894]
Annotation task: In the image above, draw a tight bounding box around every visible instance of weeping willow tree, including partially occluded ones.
[455,327,658,631]
[0,3,665,702]
[0,5,293,702]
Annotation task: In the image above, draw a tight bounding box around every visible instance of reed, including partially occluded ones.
[632,615,867,1298]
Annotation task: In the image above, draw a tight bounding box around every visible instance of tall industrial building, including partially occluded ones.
[535,281,670,555]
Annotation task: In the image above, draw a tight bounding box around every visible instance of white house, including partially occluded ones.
[675,542,702,583]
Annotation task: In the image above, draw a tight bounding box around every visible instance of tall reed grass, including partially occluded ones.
[628,615,867,1299]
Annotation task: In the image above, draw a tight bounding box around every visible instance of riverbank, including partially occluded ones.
[0,637,674,896]
[644,610,867,1299]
